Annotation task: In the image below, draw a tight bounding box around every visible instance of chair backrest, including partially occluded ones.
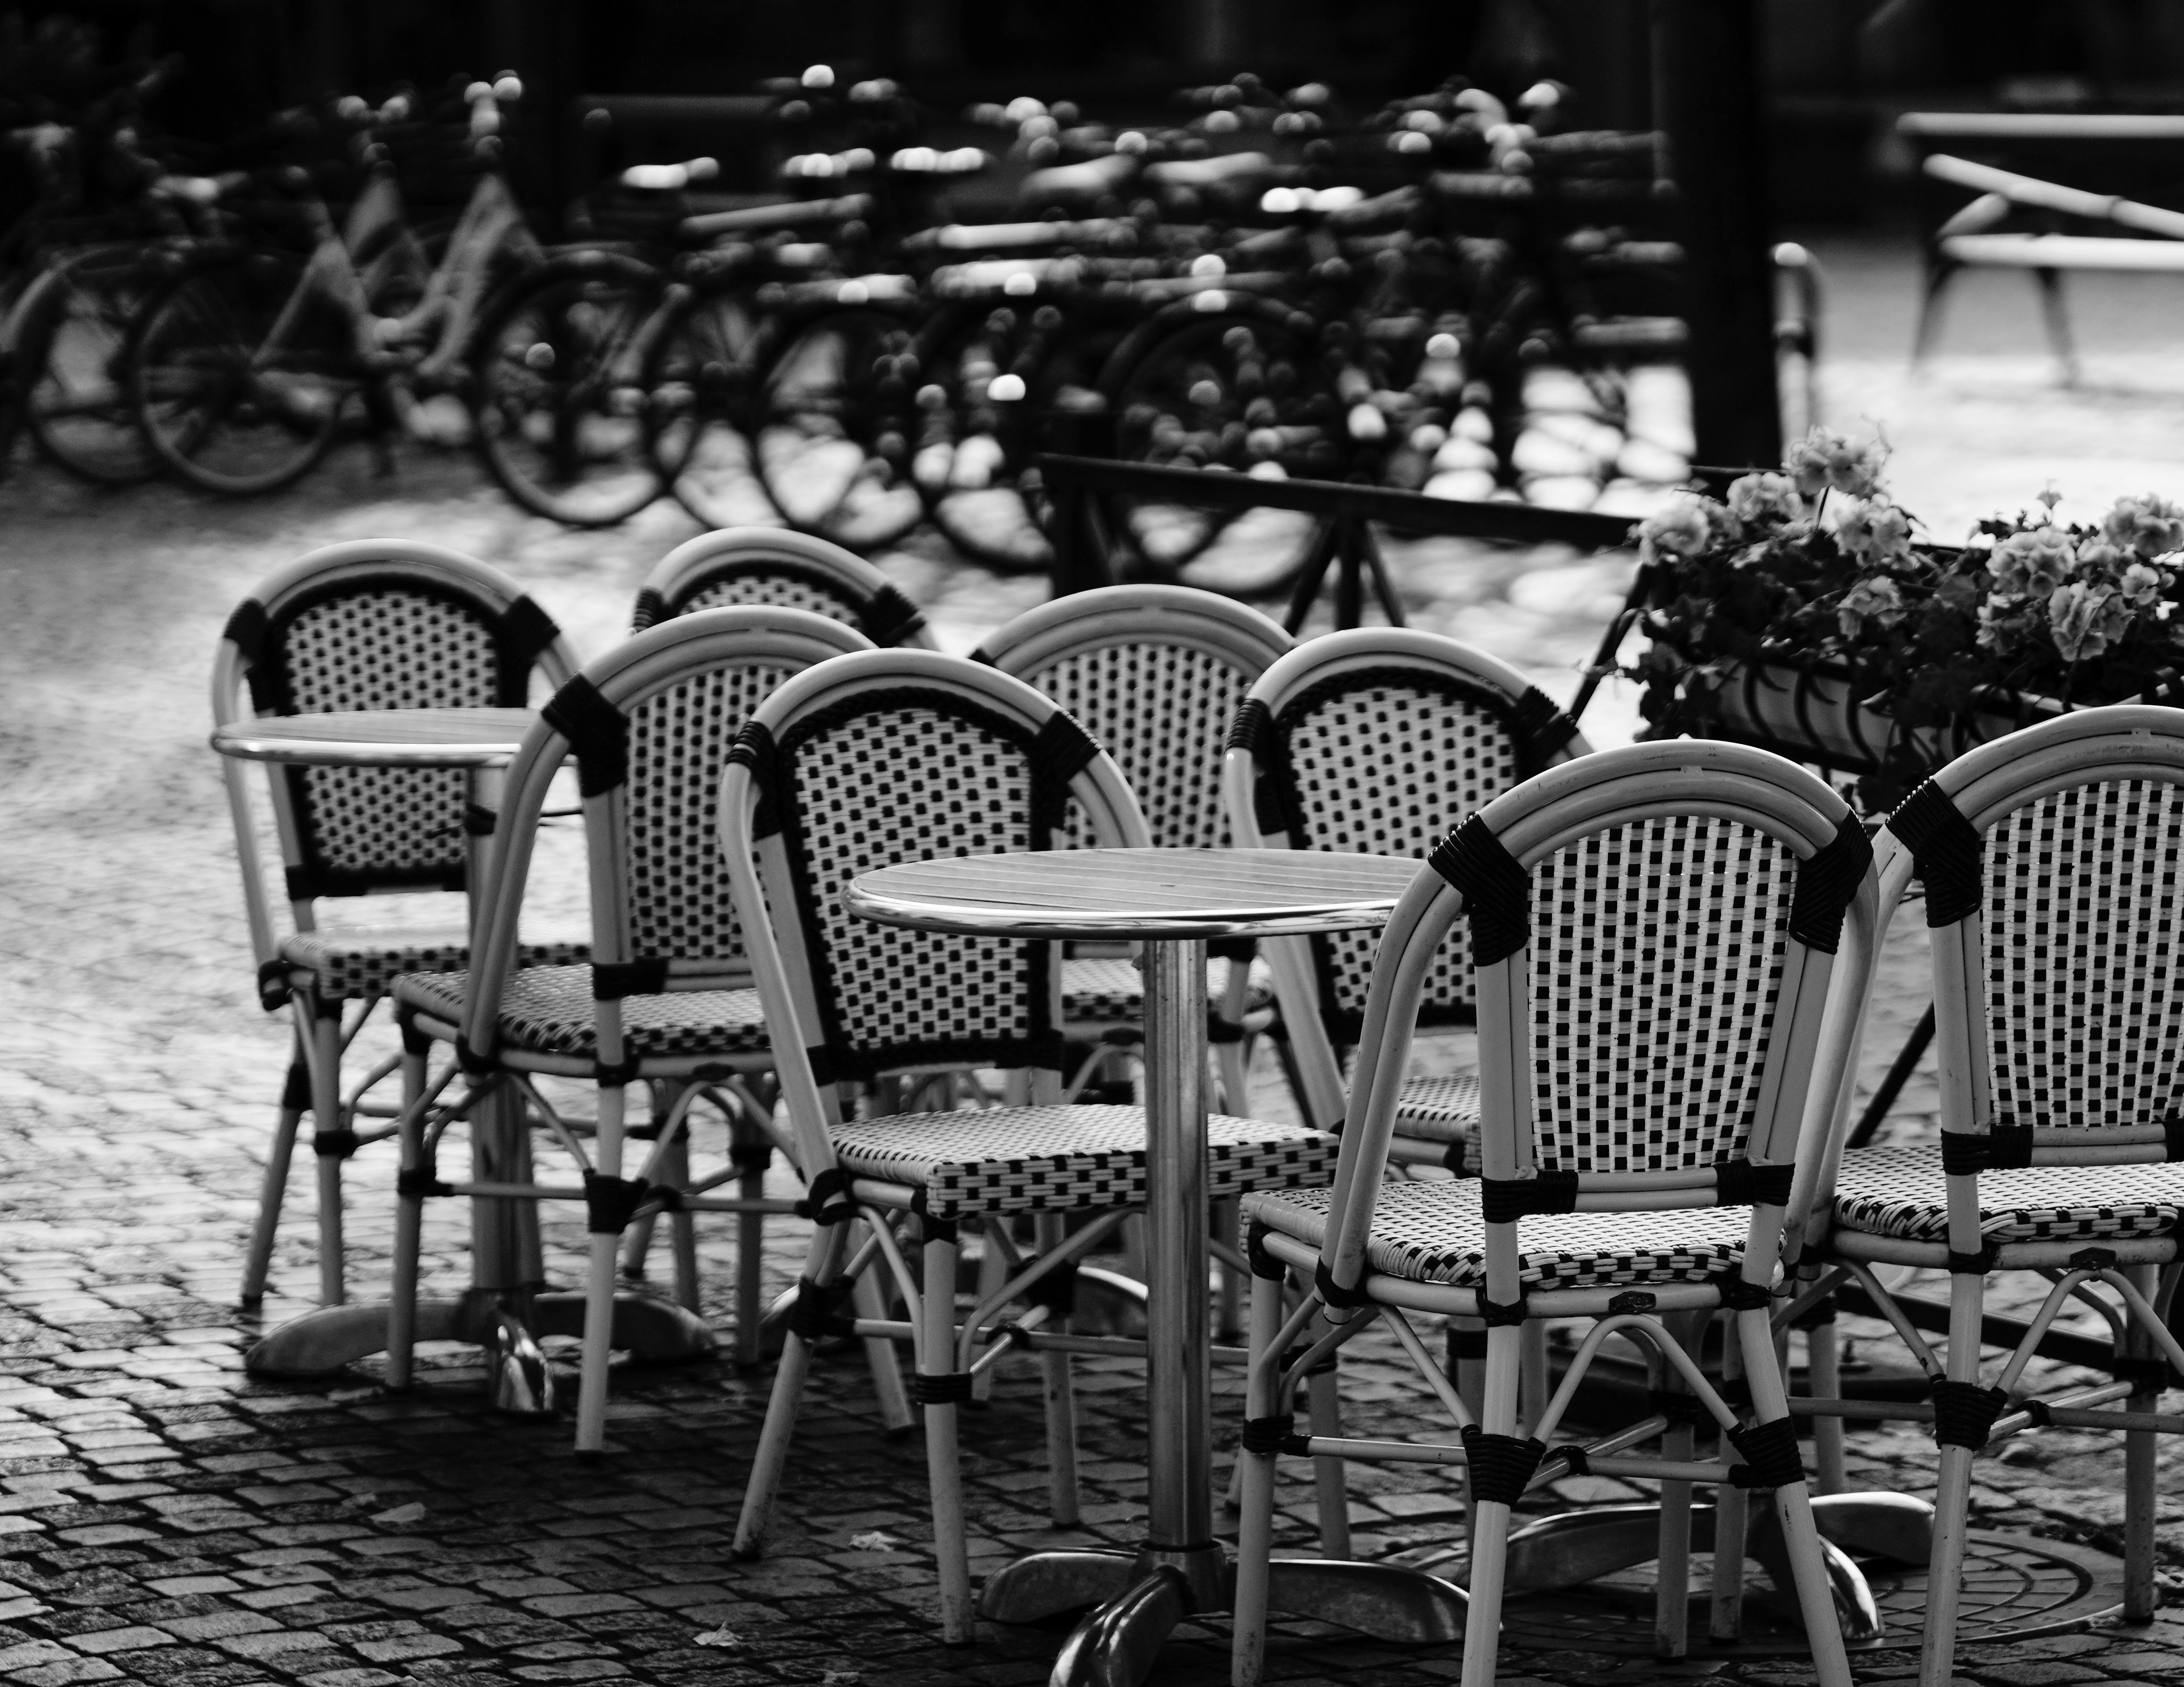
[1221,628,1591,1126]
[973,584,1292,851]
[717,649,1150,1157]
[1316,738,1876,1309]
[1869,705,2184,1179]
[631,527,933,647]
[462,608,876,1057]
[211,539,581,966]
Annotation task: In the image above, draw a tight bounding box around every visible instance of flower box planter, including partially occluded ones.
[1701,654,2069,779]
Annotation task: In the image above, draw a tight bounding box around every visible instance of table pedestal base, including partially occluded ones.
[982,1544,1468,1687]
[245,1288,716,1410]
[1402,1491,1931,1644]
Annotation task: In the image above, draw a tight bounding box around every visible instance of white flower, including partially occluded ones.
[1990,526,2075,598]
[1724,471,1803,526]
[2047,580,2132,663]
[1834,497,1914,565]
[1837,576,1906,638]
[1635,493,1728,564]
[2102,493,2184,559]
[1784,426,1887,498]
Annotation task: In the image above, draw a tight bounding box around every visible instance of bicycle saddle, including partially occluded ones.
[1017,151,1140,206]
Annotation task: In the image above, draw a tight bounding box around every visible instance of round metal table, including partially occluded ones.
[845,847,1468,1687]
[212,707,712,1405]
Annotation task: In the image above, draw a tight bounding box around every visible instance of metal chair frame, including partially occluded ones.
[1798,705,2184,1687]
[1232,739,1875,1687]
[213,539,581,1309]
[388,607,887,1451]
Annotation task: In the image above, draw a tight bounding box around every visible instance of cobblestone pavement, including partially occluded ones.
[1,229,2183,1687]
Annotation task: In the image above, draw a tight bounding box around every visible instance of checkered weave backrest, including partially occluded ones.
[1026,639,1256,850]
[756,685,1103,1081]
[1263,667,1546,1042]
[633,533,926,647]
[1981,777,2184,1135]
[228,566,561,899]
[620,660,803,965]
[1525,814,1798,1172]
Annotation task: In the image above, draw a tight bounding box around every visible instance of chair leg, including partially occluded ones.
[574,1083,628,1456]
[920,1227,975,1644]
[1911,261,1955,366]
[1918,1271,1987,1687]
[1710,1312,1750,1642]
[732,1123,770,1367]
[619,1083,673,1285]
[1736,1308,1851,1687]
[971,1221,1007,1406]
[663,1132,701,1313]
[386,1040,431,1391]
[308,1007,347,1307]
[734,1227,843,1560]
[2123,1263,2160,1622]
[1654,1321,1697,1658]
[1306,1364,1350,1558]
[853,1246,915,1434]
[1231,1266,1288,1687]
[1457,1323,1525,1687]
[1804,1301,1848,1495]
[1035,1213,1081,1527]
[242,1038,309,1305]
[1214,1195,1244,1339]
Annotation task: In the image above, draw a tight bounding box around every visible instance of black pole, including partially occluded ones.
[1654,0,1782,469]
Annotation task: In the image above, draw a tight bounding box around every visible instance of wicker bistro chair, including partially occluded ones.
[1220,628,1592,1165]
[1231,740,1878,1687]
[971,585,1295,1113]
[1801,705,2184,1687]
[630,526,934,645]
[213,539,583,1309]
[389,608,886,1453]
[716,647,1340,1643]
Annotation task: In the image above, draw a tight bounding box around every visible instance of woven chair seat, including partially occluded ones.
[278,929,589,1002]
[1060,955,1274,1025]
[1244,1178,1757,1291]
[1392,1074,1481,1144]
[831,1104,1336,1220]
[393,965,767,1059]
[1831,1145,2184,1247]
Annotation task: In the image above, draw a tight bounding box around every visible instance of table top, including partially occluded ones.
[844,847,1423,940]
[210,708,539,769]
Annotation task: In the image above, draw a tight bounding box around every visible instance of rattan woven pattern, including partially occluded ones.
[277,589,505,890]
[1060,955,1273,1024]
[1532,815,1792,1174]
[1985,779,2184,1136]
[780,702,1045,1068]
[625,664,796,964]
[1033,642,1250,852]
[1276,674,1524,1038]
[393,966,768,1058]
[831,1103,1336,1219]
[1245,1179,1756,1289]
[682,573,865,626]
[278,930,589,1001]
[1830,1144,2184,1244]
[1392,1073,1482,1142]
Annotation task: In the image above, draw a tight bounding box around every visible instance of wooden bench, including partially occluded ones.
[1901,112,2184,380]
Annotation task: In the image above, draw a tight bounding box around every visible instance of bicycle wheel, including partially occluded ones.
[128,250,349,495]
[1102,311,1336,596]
[472,255,669,528]
[644,278,770,529]
[17,246,163,484]
[751,307,924,553]
[912,309,1114,576]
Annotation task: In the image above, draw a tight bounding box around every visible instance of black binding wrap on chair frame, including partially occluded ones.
[751,685,1096,1085]
[542,674,631,798]
[1888,777,1985,927]
[234,578,557,899]
[1259,666,1563,1043]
